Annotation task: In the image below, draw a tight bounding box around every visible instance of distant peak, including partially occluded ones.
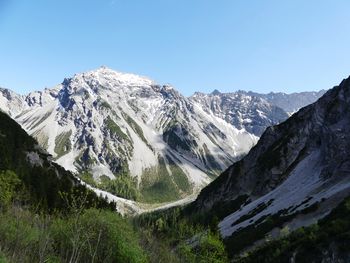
[160,84,183,99]
[211,89,221,95]
[66,67,155,88]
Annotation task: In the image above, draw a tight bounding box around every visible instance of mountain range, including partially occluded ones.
[0,67,349,261]
[189,75,350,258]
[0,67,324,206]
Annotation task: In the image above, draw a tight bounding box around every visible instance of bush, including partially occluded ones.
[178,231,229,263]
[51,208,147,263]
[0,170,21,208]
[0,252,8,263]
[0,206,147,263]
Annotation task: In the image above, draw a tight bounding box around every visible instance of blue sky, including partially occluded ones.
[1,0,350,96]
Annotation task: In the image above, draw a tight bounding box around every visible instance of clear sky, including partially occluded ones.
[1,0,350,96]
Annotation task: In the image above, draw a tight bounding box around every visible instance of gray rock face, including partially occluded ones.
[0,68,259,202]
[0,67,326,205]
[242,89,326,114]
[191,76,350,249]
[0,87,27,117]
[190,91,289,136]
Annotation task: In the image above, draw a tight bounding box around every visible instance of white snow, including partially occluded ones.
[219,150,350,237]
[0,67,268,212]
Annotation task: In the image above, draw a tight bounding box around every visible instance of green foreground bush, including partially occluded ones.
[0,207,147,263]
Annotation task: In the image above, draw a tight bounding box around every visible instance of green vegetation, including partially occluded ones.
[0,201,146,263]
[166,155,192,194]
[95,97,112,110]
[0,165,145,263]
[234,196,350,262]
[170,165,191,194]
[79,155,191,203]
[121,111,151,148]
[100,174,140,200]
[178,232,228,263]
[139,157,181,203]
[0,110,230,262]
[0,170,21,207]
[163,125,192,152]
[5,107,350,262]
[225,202,320,256]
[0,153,142,262]
[80,173,139,201]
[100,100,112,109]
[54,130,72,158]
[76,149,98,168]
[185,194,250,227]
[0,111,114,212]
[104,141,130,171]
[0,252,7,263]
[135,206,229,263]
[79,172,97,187]
[105,116,131,143]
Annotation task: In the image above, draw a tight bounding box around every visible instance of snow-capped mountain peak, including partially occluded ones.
[0,67,323,205]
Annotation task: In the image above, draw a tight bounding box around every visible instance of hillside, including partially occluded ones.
[0,110,114,211]
[188,76,350,256]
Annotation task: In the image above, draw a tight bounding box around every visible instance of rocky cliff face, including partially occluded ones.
[242,89,326,114]
[0,110,117,212]
[190,90,289,136]
[191,76,350,253]
[0,67,266,203]
[0,67,323,205]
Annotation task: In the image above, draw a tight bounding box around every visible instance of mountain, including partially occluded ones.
[0,87,26,117]
[189,76,350,256]
[240,89,326,114]
[0,67,321,205]
[0,110,115,212]
[190,91,289,136]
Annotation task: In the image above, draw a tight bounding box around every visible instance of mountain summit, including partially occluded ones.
[0,68,323,205]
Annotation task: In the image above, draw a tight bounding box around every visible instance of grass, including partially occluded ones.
[104,141,130,172]
[98,98,112,110]
[121,111,150,148]
[0,252,7,263]
[79,172,97,187]
[79,152,192,203]
[166,155,192,194]
[100,174,139,201]
[139,157,181,203]
[79,172,139,201]
[54,130,72,158]
[162,122,193,152]
[105,116,131,143]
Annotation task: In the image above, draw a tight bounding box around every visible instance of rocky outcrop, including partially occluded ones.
[190,76,350,253]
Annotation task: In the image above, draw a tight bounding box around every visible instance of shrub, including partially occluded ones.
[0,170,21,208]
[51,208,147,263]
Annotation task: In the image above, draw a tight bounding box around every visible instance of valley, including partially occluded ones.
[0,69,349,262]
[0,67,324,212]
[2,2,350,262]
